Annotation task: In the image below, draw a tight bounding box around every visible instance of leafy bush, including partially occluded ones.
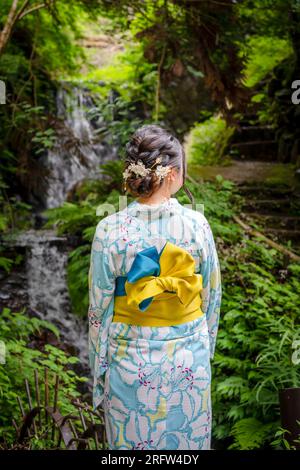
[0,174,32,274]
[212,235,300,449]
[185,115,235,165]
[241,35,292,89]
[0,307,88,447]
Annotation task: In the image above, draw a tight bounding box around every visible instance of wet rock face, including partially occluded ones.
[0,246,29,313]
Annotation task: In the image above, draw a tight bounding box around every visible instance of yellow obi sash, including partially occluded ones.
[112,241,204,327]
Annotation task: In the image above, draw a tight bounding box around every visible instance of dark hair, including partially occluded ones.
[123,124,194,205]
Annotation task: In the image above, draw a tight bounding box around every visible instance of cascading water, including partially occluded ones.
[1,82,118,378]
[44,83,117,209]
[10,230,88,365]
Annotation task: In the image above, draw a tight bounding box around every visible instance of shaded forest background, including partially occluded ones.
[0,0,300,450]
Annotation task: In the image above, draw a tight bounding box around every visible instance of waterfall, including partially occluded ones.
[9,230,88,365]
[0,83,119,378]
[37,83,117,369]
[43,83,118,209]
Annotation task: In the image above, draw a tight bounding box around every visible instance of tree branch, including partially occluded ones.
[233,214,300,263]
[154,41,167,122]
[154,0,168,122]
[15,0,30,21]
[0,0,52,56]
[18,3,47,21]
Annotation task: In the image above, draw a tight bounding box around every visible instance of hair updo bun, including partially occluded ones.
[123,124,186,199]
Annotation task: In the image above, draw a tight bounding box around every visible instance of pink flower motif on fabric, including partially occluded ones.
[205,409,211,433]
[137,361,194,392]
[88,310,101,327]
[99,356,109,371]
[120,216,134,243]
[170,363,194,391]
[138,363,163,390]
[132,439,154,450]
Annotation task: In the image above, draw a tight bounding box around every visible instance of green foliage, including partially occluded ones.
[241,31,293,125]
[85,42,157,110]
[271,423,300,450]
[82,42,158,150]
[0,1,102,77]
[0,167,32,226]
[242,35,292,88]
[229,418,278,450]
[0,307,88,446]
[66,244,92,317]
[212,232,300,449]
[84,90,148,154]
[0,174,32,273]
[91,0,249,127]
[42,201,97,237]
[185,115,235,165]
[0,0,106,233]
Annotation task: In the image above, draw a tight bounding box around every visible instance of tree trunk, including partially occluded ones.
[0,0,19,56]
[0,1,49,56]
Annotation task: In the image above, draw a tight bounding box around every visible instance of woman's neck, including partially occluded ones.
[137,195,170,205]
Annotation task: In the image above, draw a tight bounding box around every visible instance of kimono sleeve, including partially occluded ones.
[198,216,222,360]
[88,221,115,374]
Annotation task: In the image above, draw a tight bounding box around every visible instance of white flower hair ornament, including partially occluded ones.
[122,157,172,183]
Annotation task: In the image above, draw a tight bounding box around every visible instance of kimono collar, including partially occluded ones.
[126,197,180,219]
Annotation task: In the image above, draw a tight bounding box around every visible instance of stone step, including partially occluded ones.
[230,140,278,161]
[262,228,300,240]
[237,181,300,254]
[236,184,294,196]
[243,197,294,210]
[232,125,276,144]
[235,112,260,126]
[242,212,300,230]
[242,193,300,218]
[189,161,299,186]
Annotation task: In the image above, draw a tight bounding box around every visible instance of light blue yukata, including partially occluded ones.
[88,196,222,450]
